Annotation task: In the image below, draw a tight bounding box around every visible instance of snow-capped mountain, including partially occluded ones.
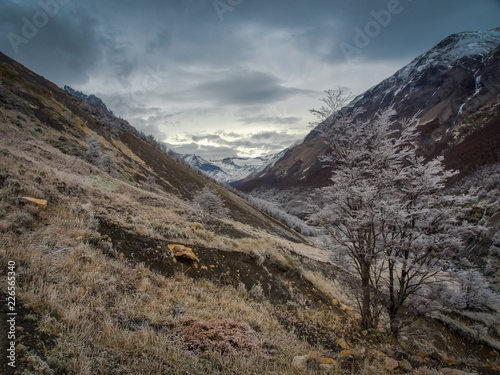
[181,139,301,185]
[181,153,281,185]
[238,28,500,193]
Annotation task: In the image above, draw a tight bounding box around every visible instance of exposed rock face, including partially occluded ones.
[237,29,500,194]
[22,197,47,210]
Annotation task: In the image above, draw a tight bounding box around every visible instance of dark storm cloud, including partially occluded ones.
[168,142,239,159]
[227,0,500,63]
[189,71,317,106]
[0,2,105,84]
[0,0,498,159]
[238,114,301,125]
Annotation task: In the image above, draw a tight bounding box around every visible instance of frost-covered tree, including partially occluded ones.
[309,100,473,335]
[100,151,117,177]
[443,269,497,311]
[85,136,101,164]
[192,186,229,219]
[309,88,352,127]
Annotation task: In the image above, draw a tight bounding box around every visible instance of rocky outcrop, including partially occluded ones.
[168,244,199,263]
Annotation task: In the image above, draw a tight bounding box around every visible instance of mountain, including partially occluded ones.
[1,44,500,374]
[237,28,500,194]
[181,144,298,185]
[0,51,304,244]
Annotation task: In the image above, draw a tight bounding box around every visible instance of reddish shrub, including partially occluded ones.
[181,317,260,355]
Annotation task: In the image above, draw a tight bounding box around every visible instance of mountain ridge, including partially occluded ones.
[181,143,299,185]
[237,28,500,194]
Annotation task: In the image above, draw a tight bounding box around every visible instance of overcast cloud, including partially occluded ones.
[0,0,499,158]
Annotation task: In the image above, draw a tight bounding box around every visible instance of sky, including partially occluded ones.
[1,0,499,159]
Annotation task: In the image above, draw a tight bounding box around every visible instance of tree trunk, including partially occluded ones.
[388,260,398,337]
[360,261,373,330]
[389,311,399,338]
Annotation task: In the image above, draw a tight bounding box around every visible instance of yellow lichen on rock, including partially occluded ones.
[167,244,199,263]
[23,197,47,210]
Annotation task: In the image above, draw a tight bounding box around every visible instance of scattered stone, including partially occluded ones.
[16,343,27,352]
[340,350,353,359]
[292,355,309,370]
[16,326,24,332]
[441,368,478,375]
[430,351,444,362]
[490,350,499,358]
[319,357,336,366]
[23,196,47,210]
[399,359,412,372]
[337,337,350,350]
[374,350,387,360]
[384,357,398,371]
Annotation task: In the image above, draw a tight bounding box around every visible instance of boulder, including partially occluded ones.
[168,244,199,263]
[337,337,350,350]
[384,357,399,371]
[291,355,309,370]
[23,197,47,210]
[399,359,412,372]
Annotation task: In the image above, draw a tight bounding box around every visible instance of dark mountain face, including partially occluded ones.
[237,29,500,193]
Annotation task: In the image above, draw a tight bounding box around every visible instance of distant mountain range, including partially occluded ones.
[237,28,500,193]
[181,142,300,185]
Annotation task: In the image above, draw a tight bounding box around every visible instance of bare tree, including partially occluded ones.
[309,95,474,335]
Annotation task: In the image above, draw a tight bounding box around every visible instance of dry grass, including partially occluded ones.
[2,213,318,374]
[2,98,497,374]
[0,121,325,374]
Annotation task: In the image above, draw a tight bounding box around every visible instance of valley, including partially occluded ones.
[0,27,500,375]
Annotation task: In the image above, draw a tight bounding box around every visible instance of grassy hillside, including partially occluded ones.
[1,52,499,374]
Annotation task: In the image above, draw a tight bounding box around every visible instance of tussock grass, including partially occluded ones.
[3,225,317,374]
